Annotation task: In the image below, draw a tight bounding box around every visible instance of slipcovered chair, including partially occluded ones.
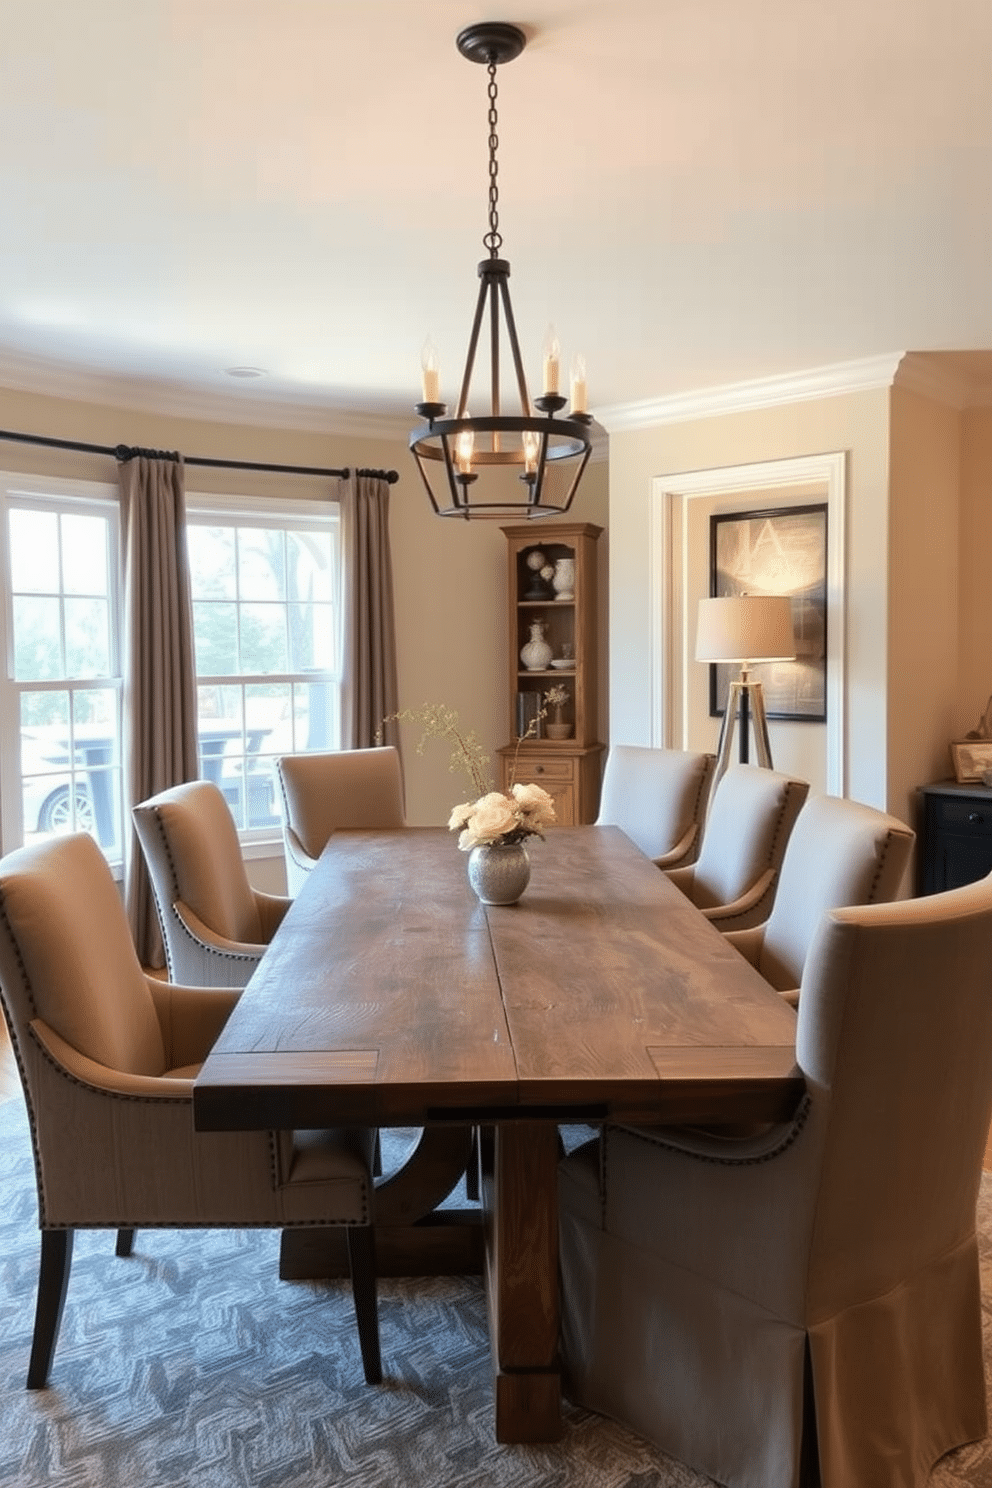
[132,780,291,988]
[595,745,715,869]
[559,874,992,1488]
[0,832,381,1390]
[725,791,916,1006]
[275,746,405,896]
[666,764,809,930]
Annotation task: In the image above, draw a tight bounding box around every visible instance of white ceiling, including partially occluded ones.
[2,0,991,427]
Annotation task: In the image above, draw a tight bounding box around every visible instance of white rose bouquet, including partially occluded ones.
[447,781,556,851]
[378,694,566,854]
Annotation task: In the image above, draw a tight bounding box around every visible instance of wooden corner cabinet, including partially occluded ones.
[497,522,604,825]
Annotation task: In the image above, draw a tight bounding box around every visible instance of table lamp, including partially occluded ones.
[696,595,796,785]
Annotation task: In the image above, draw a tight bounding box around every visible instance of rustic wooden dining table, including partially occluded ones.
[193,825,804,1444]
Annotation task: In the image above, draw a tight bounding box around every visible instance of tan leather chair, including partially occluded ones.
[595,745,715,869]
[275,747,405,896]
[725,791,916,1005]
[0,832,381,1390]
[666,764,809,930]
[559,873,992,1488]
[132,780,291,987]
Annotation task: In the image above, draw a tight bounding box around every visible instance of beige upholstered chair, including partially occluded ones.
[559,873,992,1488]
[666,764,809,930]
[725,791,916,1005]
[0,832,381,1390]
[595,745,715,869]
[275,747,405,896]
[132,780,291,987]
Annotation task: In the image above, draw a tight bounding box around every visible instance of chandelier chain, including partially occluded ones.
[484,56,502,256]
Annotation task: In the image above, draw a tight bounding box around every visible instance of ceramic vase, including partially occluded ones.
[552,557,575,601]
[467,841,531,905]
[520,620,552,671]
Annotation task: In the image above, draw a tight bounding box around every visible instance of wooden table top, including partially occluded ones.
[193,826,804,1133]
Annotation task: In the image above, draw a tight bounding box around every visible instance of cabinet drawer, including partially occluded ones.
[929,798,992,835]
[527,758,576,781]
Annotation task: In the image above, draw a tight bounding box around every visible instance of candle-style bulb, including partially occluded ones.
[522,430,540,475]
[542,325,561,396]
[421,337,440,404]
[456,421,475,475]
[570,353,587,415]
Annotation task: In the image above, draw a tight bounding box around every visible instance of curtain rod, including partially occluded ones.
[0,427,399,483]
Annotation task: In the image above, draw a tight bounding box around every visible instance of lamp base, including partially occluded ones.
[714,679,774,787]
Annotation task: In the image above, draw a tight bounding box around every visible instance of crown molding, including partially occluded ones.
[0,347,411,441]
[596,354,908,433]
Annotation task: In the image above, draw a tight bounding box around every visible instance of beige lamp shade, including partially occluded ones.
[695,595,796,664]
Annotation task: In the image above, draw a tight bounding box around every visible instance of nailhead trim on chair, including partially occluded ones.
[145,806,265,972]
[26,1028,371,1226]
[0,889,50,1218]
[705,782,806,931]
[171,907,264,967]
[867,830,900,903]
[611,1094,813,1169]
[144,808,182,982]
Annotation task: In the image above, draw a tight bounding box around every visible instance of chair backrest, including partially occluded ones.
[596,745,715,866]
[275,747,405,862]
[798,874,992,1302]
[132,780,263,944]
[756,792,916,990]
[690,764,809,910]
[0,833,165,1079]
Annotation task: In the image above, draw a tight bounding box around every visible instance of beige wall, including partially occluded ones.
[0,382,609,889]
[887,387,962,821]
[959,407,992,735]
[607,388,893,810]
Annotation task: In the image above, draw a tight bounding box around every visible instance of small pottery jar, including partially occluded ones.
[552,557,575,601]
[467,842,531,905]
[520,620,553,671]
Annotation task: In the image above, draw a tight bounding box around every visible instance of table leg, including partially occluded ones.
[482,1121,562,1444]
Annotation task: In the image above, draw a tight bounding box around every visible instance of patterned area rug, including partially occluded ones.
[1,1093,991,1488]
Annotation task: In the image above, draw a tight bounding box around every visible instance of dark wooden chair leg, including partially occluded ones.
[465,1125,480,1201]
[372,1130,382,1178]
[345,1224,381,1385]
[27,1228,74,1389]
[115,1229,135,1257]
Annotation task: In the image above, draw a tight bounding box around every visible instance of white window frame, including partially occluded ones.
[0,471,125,868]
[185,489,343,850]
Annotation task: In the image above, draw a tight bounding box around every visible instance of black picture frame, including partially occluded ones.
[709,503,828,722]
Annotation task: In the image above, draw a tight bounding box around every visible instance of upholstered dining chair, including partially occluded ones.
[0,832,381,1390]
[275,746,405,896]
[665,764,809,930]
[724,791,916,1005]
[132,779,291,987]
[559,873,992,1488]
[595,745,715,869]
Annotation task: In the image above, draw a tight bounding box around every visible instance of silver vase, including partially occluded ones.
[467,841,531,905]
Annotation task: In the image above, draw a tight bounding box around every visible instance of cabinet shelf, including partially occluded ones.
[499,522,603,825]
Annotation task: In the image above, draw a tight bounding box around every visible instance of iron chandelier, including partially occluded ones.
[409,22,594,520]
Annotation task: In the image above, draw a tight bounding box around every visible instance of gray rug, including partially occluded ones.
[1,1094,991,1488]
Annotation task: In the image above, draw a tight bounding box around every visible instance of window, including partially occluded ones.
[0,474,124,865]
[185,492,342,840]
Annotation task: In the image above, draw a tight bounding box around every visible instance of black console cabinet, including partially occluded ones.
[918,781,992,895]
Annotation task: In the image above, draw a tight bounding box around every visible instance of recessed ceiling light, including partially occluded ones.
[224,366,267,378]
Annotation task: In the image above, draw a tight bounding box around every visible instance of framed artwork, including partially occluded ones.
[950,740,992,784]
[709,503,828,722]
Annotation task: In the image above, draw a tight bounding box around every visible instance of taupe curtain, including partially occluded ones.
[340,472,399,748]
[118,452,199,967]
